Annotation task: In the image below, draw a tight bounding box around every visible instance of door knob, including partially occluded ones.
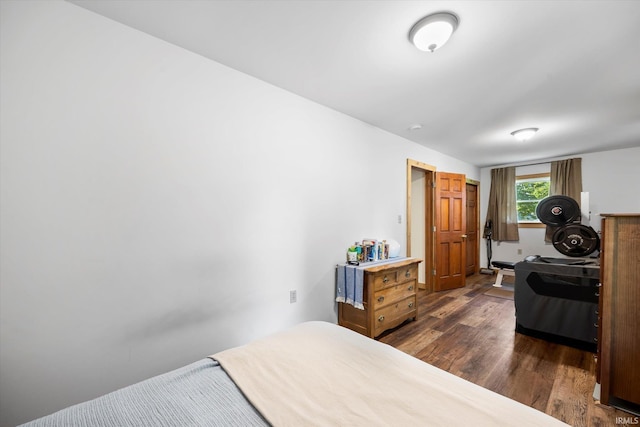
[461,234,468,238]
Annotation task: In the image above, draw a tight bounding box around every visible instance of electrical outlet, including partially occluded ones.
[517,249,522,255]
[398,214,402,224]
[289,290,297,304]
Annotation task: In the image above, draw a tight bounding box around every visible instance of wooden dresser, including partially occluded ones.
[597,214,640,411]
[338,258,421,338]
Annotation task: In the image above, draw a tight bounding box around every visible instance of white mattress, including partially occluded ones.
[213,321,569,426]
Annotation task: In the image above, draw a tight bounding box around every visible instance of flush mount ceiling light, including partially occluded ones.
[511,128,539,142]
[409,12,459,52]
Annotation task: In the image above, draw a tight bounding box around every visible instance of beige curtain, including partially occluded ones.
[545,158,583,241]
[486,167,519,241]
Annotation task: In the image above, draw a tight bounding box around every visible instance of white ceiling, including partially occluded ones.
[69,0,640,167]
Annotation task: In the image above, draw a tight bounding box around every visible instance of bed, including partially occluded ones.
[22,321,568,426]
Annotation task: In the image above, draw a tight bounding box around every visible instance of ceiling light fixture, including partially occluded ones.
[409,12,459,53]
[511,128,539,142]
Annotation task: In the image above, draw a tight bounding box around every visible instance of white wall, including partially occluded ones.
[0,1,479,425]
[479,146,640,264]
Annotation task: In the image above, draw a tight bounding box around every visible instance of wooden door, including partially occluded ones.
[465,182,478,276]
[435,172,467,291]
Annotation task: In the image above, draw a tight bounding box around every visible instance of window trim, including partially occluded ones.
[516,172,550,228]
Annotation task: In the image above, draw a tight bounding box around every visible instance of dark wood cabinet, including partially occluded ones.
[597,214,640,411]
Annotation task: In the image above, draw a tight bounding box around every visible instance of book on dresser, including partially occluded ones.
[337,257,422,338]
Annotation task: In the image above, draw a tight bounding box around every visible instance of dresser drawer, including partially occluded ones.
[373,295,417,336]
[374,281,417,308]
[373,265,418,291]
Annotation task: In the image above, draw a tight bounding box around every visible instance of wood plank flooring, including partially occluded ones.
[378,274,631,427]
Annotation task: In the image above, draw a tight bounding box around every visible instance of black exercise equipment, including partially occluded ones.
[535,195,581,226]
[480,220,494,274]
[514,259,599,352]
[535,195,599,257]
[552,224,600,257]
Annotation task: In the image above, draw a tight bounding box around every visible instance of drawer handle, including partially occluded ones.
[378,315,385,322]
[594,323,599,328]
[408,302,414,308]
[596,282,602,288]
[594,337,598,342]
[378,296,385,303]
[405,270,411,278]
[408,285,414,291]
[383,276,389,283]
[595,292,600,297]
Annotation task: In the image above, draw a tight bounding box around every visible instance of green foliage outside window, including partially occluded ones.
[516,178,550,222]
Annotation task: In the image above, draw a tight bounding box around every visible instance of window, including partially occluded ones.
[515,173,550,227]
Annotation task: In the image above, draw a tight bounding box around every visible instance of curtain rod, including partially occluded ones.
[488,160,550,170]
[513,160,551,168]
[492,156,580,169]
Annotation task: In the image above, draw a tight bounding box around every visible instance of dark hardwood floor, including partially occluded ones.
[378,273,631,427]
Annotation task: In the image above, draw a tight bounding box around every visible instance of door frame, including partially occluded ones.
[466,178,480,276]
[406,159,436,292]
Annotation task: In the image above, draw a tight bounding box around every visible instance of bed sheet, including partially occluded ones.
[214,321,570,427]
[20,359,268,427]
